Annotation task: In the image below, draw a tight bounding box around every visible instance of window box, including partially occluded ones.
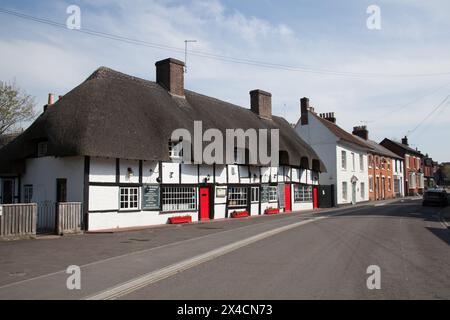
[168,215,192,224]
[231,211,249,219]
[264,208,280,215]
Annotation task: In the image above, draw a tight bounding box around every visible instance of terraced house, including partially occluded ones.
[0,57,325,232]
[352,126,404,201]
[294,100,370,206]
[381,137,424,196]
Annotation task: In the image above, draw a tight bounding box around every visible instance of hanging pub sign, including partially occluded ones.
[142,184,160,210]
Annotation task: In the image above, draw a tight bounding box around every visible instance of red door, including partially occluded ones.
[313,186,318,209]
[199,187,210,221]
[284,185,291,212]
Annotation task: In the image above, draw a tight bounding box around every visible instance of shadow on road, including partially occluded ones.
[426,227,450,246]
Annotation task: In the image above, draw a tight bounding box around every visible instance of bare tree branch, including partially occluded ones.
[0,80,36,135]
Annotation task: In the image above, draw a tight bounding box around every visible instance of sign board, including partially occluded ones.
[216,187,227,198]
[261,184,270,203]
[141,185,160,210]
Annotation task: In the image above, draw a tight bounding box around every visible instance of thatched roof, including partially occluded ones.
[0,67,326,173]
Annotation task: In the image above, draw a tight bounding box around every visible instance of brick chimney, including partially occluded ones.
[250,89,272,120]
[43,93,55,113]
[352,125,369,140]
[155,58,185,97]
[402,136,408,146]
[300,97,309,125]
[319,112,336,124]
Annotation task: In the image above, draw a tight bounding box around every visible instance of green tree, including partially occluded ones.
[0,81,36,135]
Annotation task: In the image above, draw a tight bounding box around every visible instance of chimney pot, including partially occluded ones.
[250,89,272,120]
[155,58,185,97]
[352,125,369,140]
[48,93,55,105]
[402,136,408,146]
[320,112,337,124]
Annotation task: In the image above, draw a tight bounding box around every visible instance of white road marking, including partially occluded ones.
[0,212,317,290]
[84,216,329,300]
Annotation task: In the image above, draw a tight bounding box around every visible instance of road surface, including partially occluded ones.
[0,199,449,300]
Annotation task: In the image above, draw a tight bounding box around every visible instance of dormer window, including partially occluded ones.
[37,141,48,157]
[168,140,183,160]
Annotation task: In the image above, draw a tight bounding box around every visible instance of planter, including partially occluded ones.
[231,211,250,218]
[264,208,280,215]
[168,216,192,224]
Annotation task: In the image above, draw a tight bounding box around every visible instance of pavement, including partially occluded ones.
[0,198,449,300]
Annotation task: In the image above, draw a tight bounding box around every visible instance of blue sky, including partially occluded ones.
[1,0,450,161]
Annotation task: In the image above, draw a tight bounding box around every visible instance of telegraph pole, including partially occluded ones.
[184,40,197,73]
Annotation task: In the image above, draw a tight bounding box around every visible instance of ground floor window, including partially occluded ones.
[228,187,248,208]
[294,184,312,202]
[369,176,374,191]
[24,185,33,203]
[388,177,392,191]
[120,187,139,210]
[268,186,277,202]
[342,182,348,200]
[162,187,196,212]
[251,187,259,203]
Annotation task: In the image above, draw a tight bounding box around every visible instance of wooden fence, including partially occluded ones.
[56,202,83,235]
[0,204,37,239]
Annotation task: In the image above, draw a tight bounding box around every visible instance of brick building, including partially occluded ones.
[353,126,403,200]
[380,137,424,196]
[422,155,437,189]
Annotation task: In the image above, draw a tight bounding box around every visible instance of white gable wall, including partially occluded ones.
[336,143,369,204]
[21,156,84,204]
[295,111,369,205]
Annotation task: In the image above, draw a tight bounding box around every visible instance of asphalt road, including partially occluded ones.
[0,199,449,299]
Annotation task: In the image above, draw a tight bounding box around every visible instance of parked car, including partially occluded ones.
[422,188,449,207]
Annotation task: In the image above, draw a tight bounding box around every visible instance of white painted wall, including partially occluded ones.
[295,111,369,205]
[21,156,84,204]
[261,167,271,183]
[199,165,214,184]
[89,210,199,231]
[90,157,116,183]
[120,159,140,184]
[215,165,227,184]
[227,165,239,184]
[162,162,180,184]
[336,143,369,205]
[142,161,159,184]
[181,164,198,184]
[89,186,119,211]
[86,157,321,230]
